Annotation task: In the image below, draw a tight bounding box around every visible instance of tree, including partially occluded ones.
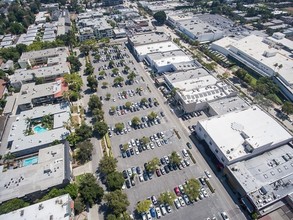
[94,121,108,137]
[147,111,157,121]
[102,81,109,88]
[158,191,176,206]
[75,140,93,164]
[64,183,79,200]
[64,73,83,92]
[115,123,124,132]
[112,68,119,75]
[113,76,124,86]
[75,123,93,140]
[78,173,104,207]
[92,108,105,122]
[109,60,115,68]
[106,171,125,191]
[80,45,91,56]
[255,77,279,96]
[125,101,132,109]
[85,63,94,75]
[127,71,136,82]
[104,190,130,216]
[87,75,98,91]
[106,93,111,100]
[67,55,82,72]
[131,116,141,126]
[153,11,167,25]
[140,98,147,105]
[183,178,201,201]
[99,156,117,175]
[88,95,102,111]
[99,70,106,78]
[146,157,160,172]
[0,199,29,215]
[74,197,84,215]
[282,101,293,115]
[169,151,181,166]
[136,200,152,214]
[140,136,150,145]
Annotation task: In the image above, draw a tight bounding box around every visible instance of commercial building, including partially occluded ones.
[195,106,293,166]
[168,14,224,43]
[146,50,192,73]
[0,194,74,220]
[164,68,237,113]
[6,103,70,157]
[0,143,72,203]
[211,35,293,101]
[225,144,293,215]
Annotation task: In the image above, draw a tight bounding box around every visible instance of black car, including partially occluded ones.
[168,163,174,171]
[138,146,143,152]
[144,163,148,170]
[126,150,131,157]
[123,170,128,179]
[126,179,131,188]
[173,164,178,170]
[186,142,192,149]
[100,96,103,100]
[160,157,166,165]
[130,148,134,155]
[164,165,170,173]
[136,166,141,174]
[160,111,165,117]
[148,97,152,102]
[143,172,148,181]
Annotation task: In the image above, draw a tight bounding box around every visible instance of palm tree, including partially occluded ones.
[62,91,72,105]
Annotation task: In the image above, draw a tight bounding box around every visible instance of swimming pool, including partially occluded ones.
[23,156,38,167]
[33,125,47,134]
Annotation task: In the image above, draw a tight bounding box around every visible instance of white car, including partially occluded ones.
[221,212,229,220]
[146,212,152,220]
[141,213,147,220]
[179,184,185,194]
[182,149,189,157]
[135,148,139,155]
[139,175,144,182]
[160,204,167,216]
[205,170,212,178]
[174,198,181,209]
[178,196,186,207]
[155,207,162,219]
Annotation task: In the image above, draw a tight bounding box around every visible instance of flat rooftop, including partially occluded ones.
[0,194,73,220]
[208,96,249,116]
[17,77,68,106]
[147,50,192,67]
[7,103,70,155]
[227,144,293,210]
[10,63,70,84]
[171,60,201,72]
[134,41,179,56]
[164,68,236,104]
[229,35,293,85]
[198,106,293,162]
[129,32,170,46]
[0,144,69,203]
[19,47,68,63]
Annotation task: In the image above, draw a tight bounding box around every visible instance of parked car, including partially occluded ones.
[151,195,158,205]
[174,186,181,196]
[155,207,161,219]
[160,204,167,216]
[205,170,212,178]
[221,212,229,220]
[150,207,156,218]
[178,196,186,207]
[183,195,190,205]
[174,198,181,209]
[166,204,172,213]
[156,169,161,177]
[186,142,192,149]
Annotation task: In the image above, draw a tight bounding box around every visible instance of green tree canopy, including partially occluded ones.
[75,140,93,164]
[131,116,141,126]
[92,108,105,122]
[115,123,124,132]
[64,73,83,92]
[99,156,118,175]
[94,121,108,137]
[147,111,157,121]
[158,191,176,206]
[0,199,29,215]
[146,157,160,172]
[282,101,293,115]
[104,190,130,216]
[78,173,104,207]
[153,11,167,24]
[87,75,98,91]
[75,123,93,140]
[106,171,125,191]
[183,178,201,201]
[136,200,152,214]
[88,95,103,111]
[67,55,82,72]
[169,151,181,166]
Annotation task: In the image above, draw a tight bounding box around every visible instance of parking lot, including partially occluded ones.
[91,42,245,220]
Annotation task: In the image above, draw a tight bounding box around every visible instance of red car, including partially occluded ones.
[174,186,181,196]
[156,169,161,177]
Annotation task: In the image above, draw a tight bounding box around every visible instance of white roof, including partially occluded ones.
[198,106,293,162]
[134,41,179,56]
[147,50,192,67]
[229,35,293,85]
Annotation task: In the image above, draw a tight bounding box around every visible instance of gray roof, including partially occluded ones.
[227,144,293,211]
[129,32,170,46]
[0,143,70,203]
[7,103,70,155]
